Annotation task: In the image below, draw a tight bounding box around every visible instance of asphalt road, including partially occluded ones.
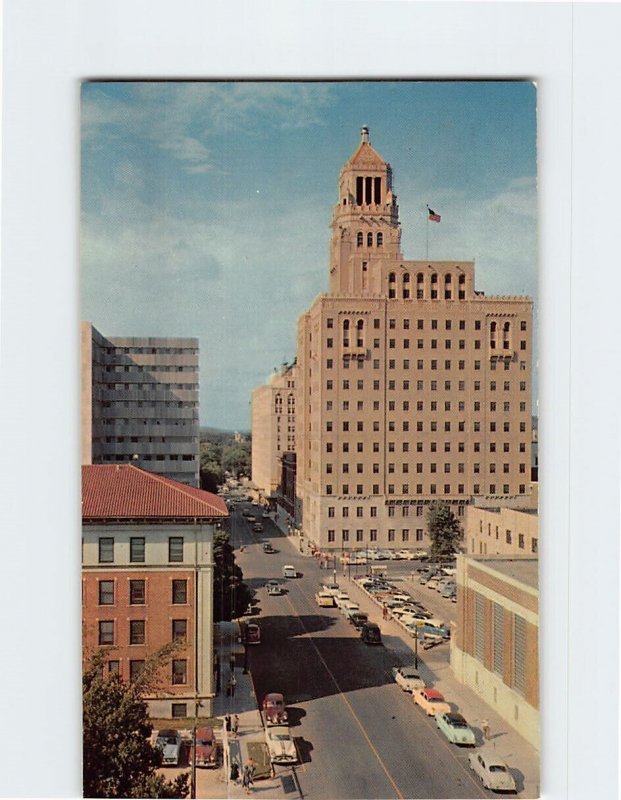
[229,503,488,799]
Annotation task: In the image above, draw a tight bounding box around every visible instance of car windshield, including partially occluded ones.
[197,738,212,746]
[489,765,508,773]
[272,734,291,741]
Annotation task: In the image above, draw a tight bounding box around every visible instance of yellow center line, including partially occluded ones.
[284,586,404,800]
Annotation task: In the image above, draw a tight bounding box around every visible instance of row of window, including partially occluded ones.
[326,529,426,543]
[104,383,197,391]
[105,347,197,356]
[98,537,185,564]
[325,483,525,496]
[100,402,199,409]
[327,399,526,413]
[474,600,528,697]
[327,358,528,374]
[326,317,527,333]
[104,364,196,373]
[356,231,384,247]
[99,652,189,684]
[97,618,187,645]
[325,379,529,391]
[327,338,527,352]
[329,505,428,518]
[325,441,529,454]
[326,420,526,433]
[327,462,527,475]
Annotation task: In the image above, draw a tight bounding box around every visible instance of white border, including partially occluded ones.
[2,2,620,797]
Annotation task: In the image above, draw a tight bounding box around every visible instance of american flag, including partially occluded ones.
[428,207,441,223]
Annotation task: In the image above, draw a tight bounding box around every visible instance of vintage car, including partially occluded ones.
[349,611,369,629]
[264,725,298,764]
[468,749,517,792]
[282,565,297,579]
[436,712,476,746]
[315,591,336,607]
[267,583,282,596]
[391,665,426,692]
[252,522,264,532]
[360,622,382,645]
[155,729,182,766]
[244,621,261,644]
[263,542,275,554]
[191,726,218,767]
[262,692,288,725]
[412,688,451,716]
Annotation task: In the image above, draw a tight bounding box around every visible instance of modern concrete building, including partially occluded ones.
[451,554,539,748]
[81,464,228,719]
[251,362,297,501]
[293,127,534,551]
[81,321,200,486]
[465,502,539,556]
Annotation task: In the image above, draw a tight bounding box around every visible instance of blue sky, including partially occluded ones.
[81,81,537,430]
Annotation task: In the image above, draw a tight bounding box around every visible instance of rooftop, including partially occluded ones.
[82,464,228,521]
[469,556,539,590]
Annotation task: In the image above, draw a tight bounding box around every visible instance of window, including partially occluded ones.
[474,595,485,661]
[328,506,335,518]
[130,537,145,563]
[129,660,145,682]
[169,537,184,562]
[172,703,188,719]
[493,603,504,677]
[342,530,349,542]
[172,580,188,604]
[98,621,114,645]
[513,615,526,695]
[356,529,363,542]
[326,485,333,496]
[328,530,335,543]
[98,580,114,605]
[172,659,188,685]
[130,620,145,645]
[129,580,145,604]
[370,529,378,542]
[108,660,120,676]
[172,620,187,641]
[98,537,114,564]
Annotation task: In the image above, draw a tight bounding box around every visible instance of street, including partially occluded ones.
[229,504,488,799]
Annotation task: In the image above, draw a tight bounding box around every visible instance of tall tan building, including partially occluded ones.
[296,127,533,551]
[251,363,297,498]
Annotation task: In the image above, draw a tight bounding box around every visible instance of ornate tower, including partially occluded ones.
[329,126,402,295]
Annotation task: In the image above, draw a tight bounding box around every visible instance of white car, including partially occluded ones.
[340,601,360,618]
[468,749,517,792]
[265,725,298,765]
[391,665,426,692]
[282,565,297,578]
[427,578,440,590]
[334,592,351,608]
[155,729,182,766]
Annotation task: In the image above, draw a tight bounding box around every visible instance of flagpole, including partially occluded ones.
[425,205,429,260]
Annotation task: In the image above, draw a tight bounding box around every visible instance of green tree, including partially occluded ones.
[213,529,252,620]
[221,442,251,478]
[426,501,463,560]
[83,643,189,799]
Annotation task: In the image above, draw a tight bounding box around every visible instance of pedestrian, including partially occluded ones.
[229,653,236,673]
[232,714,239,737]
[482,719,490,740]
[225,714,231,733]
[230,672,237,697]
[230,758,240,784]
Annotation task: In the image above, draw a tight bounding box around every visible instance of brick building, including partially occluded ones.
[292,127,534,552]
[451,555,539,747]
[81,464,228,719]
[465,502,539,556]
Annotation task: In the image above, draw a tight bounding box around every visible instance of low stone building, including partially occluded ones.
[465,502,538,556]
[451,554,539,748]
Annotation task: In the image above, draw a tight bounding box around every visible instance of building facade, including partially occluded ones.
[81,321,200,486]
[251,363,297,499]
[295,127,533,551]
[451,555,539,748]
[465,502,539,556]
[81,464,227,718]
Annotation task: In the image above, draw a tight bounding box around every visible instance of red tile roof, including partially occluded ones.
[82,465,228,521]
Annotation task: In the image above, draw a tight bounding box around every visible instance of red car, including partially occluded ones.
[262,692,288,725]
[191,726,217,768]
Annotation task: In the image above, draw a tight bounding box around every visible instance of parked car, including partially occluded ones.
[265,725,298,764]
[436,712,476,746]
[360,622,382,645]
[252,523,264,532]
[412,688,451,716]
[321,582,340,596]
[282,565,297,578]
[334,592,351,608]
[156,729,182,766]
[441,582,456,598]
[191,726,218,768]
[391,665,426,692]
[426,578,440,590]
[246,515,256,523]
[418,623,451,640]
[350,611,369,629]
[244,621,261,644]
[262,693,288,725]
[315,591,335,607]
[341,601,361,619]
[468,749,517,792]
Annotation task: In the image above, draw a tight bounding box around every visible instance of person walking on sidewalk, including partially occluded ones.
[482,719,491,740]
[232,714,239,737]
[225,714,232,734]
[229,673,237,697]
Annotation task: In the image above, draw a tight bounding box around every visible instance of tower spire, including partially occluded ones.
[361,125,370,144]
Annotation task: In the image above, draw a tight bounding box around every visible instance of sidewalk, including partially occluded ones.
[345,574,540,798]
